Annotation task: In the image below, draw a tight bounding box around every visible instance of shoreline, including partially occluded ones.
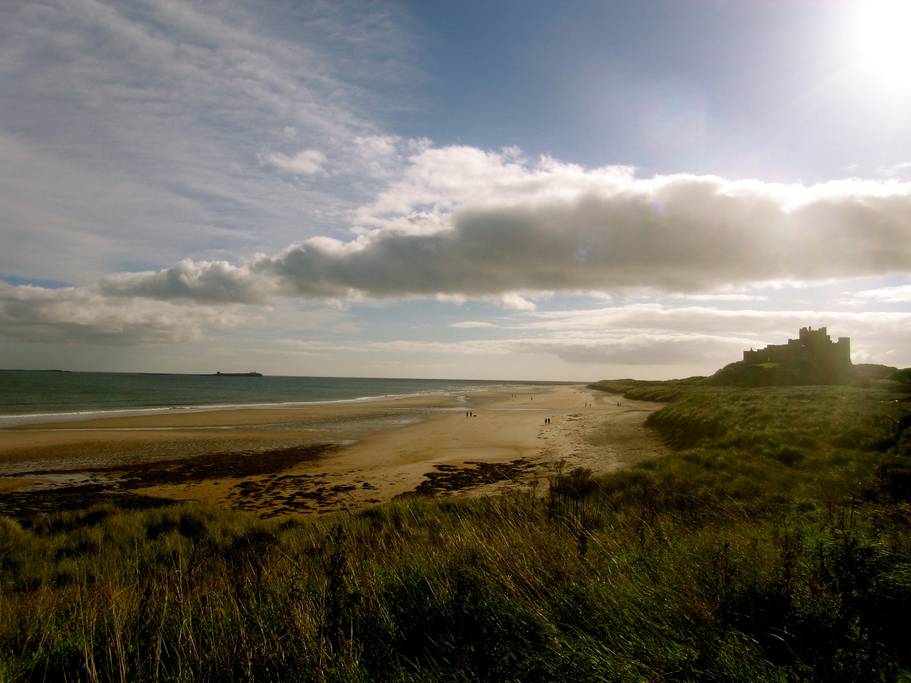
[0,384,668,518]
[0,383,533,428]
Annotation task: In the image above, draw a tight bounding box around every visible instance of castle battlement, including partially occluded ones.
[742,326,851,384]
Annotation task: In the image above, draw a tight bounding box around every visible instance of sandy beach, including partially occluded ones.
[0,384,667,517]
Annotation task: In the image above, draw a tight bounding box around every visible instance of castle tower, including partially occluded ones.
[740,326,852,384]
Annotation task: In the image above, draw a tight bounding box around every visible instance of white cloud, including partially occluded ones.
[879,162,911,178]
[4,280,909,371]
[842,284,911,304]
[263,149,327,175]
[514,304,911,368]
[264,304,911,370]
[492,293,537,311]
[0,0,416,281]
[353,135,400,164]
[0,282,242,345]
[524,332,751,366]
[521,303,911,335]
[668,292,768,302]
[450,321,499,329]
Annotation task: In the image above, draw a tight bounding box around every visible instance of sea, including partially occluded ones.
[0,370,557,426]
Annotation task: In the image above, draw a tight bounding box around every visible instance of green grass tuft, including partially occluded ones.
[2,381,911,680]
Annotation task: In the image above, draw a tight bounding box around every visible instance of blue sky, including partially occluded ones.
[1,0,910,380]
[405,1,910,180]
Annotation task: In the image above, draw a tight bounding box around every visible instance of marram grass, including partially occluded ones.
[2,380,910,681]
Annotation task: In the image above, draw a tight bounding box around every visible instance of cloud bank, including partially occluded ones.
[0,282,241,345]
[3,144,911,361]
[282,304,911,369]
[99,148,911,304]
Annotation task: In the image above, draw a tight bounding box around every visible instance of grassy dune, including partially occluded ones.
[2,381,911,681]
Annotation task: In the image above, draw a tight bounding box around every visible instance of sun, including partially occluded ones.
[852,0,911,92]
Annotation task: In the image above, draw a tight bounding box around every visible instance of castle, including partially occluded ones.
[742,326,852,384]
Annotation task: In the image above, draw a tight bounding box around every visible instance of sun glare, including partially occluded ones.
[853,0,911,92]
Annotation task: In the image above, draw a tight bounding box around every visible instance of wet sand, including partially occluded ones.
[0,384,667,519]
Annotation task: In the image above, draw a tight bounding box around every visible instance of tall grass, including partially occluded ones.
[2,381,910,681]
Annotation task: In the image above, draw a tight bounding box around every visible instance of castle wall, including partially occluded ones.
[741,327,852,384]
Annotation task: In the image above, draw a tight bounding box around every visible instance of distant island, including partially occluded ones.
[213,371,263,377]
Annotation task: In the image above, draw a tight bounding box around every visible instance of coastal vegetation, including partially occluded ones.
[2,377,911,681]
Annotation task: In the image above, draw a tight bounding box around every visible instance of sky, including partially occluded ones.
[1,0,911,381]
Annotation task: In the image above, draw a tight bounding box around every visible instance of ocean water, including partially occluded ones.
[0,370,550,422]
